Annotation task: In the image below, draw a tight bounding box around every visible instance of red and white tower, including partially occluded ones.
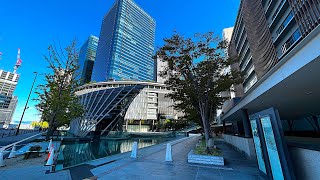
[13,48,22,73]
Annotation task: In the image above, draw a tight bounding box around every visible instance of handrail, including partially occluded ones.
[0,132,45,152]
[0,129,38,139]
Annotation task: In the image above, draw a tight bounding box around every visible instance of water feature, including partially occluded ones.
[56,133,179,170]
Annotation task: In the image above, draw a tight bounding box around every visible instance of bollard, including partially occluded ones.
[130,141,138,158]
[7,145,17,159]
[165,143,173,162]
[47,139,53,151]
[0,151,5,167]
[45,148,54,166]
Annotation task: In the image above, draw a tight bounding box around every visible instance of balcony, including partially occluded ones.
[239,45,250,68]
[265,0,278,18]
[241,55,253,72]
[243,65,255,81]
[273,13,295,46]
[269,0,288,30]
[244,75,258,93]
[277,28,302,59]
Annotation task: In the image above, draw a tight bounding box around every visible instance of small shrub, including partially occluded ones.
[194,140,221,156]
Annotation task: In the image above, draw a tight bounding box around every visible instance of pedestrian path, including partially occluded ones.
[0,135,264,180]
[88,136,263,180]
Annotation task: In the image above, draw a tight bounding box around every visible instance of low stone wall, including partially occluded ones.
[187,150,224,166]
[289,147,320,180]
[223,134,256,159]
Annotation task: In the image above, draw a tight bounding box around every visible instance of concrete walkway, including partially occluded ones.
[87,135,263,180]
[0,135,264,180]
[0,148,71,180]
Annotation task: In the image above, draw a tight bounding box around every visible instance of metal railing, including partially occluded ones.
[0,132,45,152]
[0,129,40,139]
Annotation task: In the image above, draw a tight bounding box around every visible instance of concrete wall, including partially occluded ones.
[289,147,320,180]
[223,134,256,159]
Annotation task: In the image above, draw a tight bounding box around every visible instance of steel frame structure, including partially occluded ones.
[69,85,145,137]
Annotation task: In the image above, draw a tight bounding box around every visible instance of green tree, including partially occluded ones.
[155,32,241,149]
[35,41,84,140]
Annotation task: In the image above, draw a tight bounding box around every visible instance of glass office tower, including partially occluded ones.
[78,35,99,85]
[92,0,156,82]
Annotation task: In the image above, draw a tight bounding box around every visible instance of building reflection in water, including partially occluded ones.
[58,138,169,168]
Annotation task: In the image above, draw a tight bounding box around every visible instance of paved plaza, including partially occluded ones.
[0,135,264,180]
[86,136,263,180]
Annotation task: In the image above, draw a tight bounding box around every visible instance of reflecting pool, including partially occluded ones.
[56,136,177,169]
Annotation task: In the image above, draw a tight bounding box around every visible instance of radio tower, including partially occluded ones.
[13,48,22,73]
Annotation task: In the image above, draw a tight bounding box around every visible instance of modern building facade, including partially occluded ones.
[78,35,99,85]
[70,81,182,136]
[92,0,156,82]
[216,27,234,120]
[222,27,234,50]
[125,83,181,132]
[0,70,19,125]
[228,0,320,94]
[155,57,167,84]
[221,0,320,179]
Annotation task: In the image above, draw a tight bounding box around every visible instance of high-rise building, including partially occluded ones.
[78,35,99,85]
[155,57,167,84]
[0,70,19,125]
[92,0,156,82]
[222,27,234,48]
[221,1,320,179]
[216,27,234,121]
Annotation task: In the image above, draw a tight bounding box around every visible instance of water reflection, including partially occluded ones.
[58,138,171,168]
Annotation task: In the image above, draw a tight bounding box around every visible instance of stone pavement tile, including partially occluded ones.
[69,164,95,180]
[231,166,260,176]
[195,168,222,180]
[99,174,178,180]
[219,170,261,180]
[0,165,71,180]
[91,158,133,176]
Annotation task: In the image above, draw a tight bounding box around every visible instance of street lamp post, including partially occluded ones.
[16,72,38,136]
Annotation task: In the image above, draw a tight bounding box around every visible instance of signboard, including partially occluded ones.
[249,107,295,180]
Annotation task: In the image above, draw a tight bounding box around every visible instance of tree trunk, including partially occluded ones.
[46,115,56,140]
[201,114,211,147]
[200,103,213,150]
[46,126,54,140]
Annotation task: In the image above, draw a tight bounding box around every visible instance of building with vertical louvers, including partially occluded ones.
[222,1,320,179]
[229,0,320,94]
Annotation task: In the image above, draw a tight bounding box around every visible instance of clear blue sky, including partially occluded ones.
[0,0,240,124]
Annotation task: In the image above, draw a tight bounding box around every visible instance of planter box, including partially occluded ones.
[188,150,224,166]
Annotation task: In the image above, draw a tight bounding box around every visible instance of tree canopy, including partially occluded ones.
[35,41,84,139]
[155,32,242,148]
